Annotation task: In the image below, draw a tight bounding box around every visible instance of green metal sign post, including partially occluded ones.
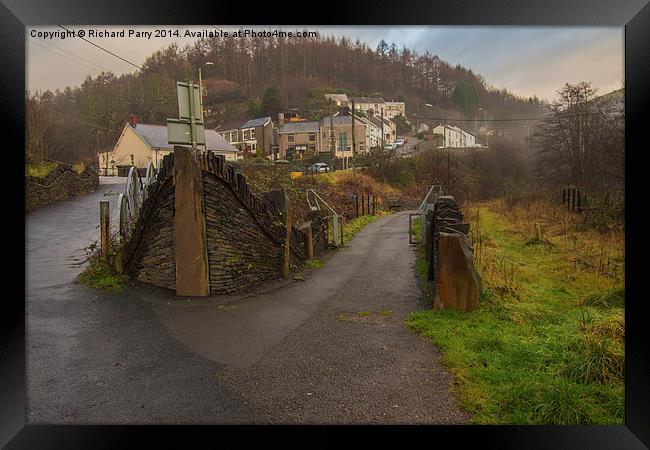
[166,81,206,153]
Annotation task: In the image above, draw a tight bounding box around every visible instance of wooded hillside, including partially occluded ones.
[26,33,547,164]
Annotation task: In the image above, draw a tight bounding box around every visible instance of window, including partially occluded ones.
[230,131,236,141]
[250,129,256,138]
[308,133,316,142]
[288,134,294,143]
[243,130,250,140]
[309,144,315,152]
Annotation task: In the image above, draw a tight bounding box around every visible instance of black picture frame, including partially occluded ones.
[4,0,648,447]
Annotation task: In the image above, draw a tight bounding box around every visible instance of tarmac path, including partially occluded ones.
[25,187,468,424]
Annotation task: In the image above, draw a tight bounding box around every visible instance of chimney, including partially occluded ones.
[129,114,137,128]
[277,112,284,128]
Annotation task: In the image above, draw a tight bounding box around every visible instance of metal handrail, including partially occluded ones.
[306,189,343,246]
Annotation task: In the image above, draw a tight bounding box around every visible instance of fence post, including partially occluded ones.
[305,224,314,260]
[577,188,581,212]
[355,194,359,218]
[361,195,365,215]
[562,188,566,205]
[572,188,576,212]
[340,216,344,246]
[367,195,370,215]
[100,201,110,261]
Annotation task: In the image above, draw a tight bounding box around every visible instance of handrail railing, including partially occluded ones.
[306,189,344,247]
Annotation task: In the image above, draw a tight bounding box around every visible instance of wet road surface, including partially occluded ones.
[26,191,468,424]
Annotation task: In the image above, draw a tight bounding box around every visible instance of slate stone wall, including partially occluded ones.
[203,172,284,294]
[26,164,99,213]
[124,151,330,295]
[132,179,176,290]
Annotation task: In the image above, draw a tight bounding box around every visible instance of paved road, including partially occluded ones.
[26,191,468,424]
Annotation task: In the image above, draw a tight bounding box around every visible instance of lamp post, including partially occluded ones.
[198,61,214,153]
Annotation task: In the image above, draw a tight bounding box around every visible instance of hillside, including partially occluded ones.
[26,34,548,165]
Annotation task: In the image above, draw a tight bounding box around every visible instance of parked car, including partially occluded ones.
[395,138,406,147]
[308,162,331,173]
[385,143,398,151]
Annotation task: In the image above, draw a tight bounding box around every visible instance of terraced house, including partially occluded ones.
[276,113,321,160]
[215,116,275,158]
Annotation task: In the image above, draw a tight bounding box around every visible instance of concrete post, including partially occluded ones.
[173,146,210,297]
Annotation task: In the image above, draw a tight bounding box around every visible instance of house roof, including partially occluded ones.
[278,121,320,134]
[215,119,245,132]
[325,93,349,102]
[129,123,238,153]
[241,116,271,129]
[351,97,385,104]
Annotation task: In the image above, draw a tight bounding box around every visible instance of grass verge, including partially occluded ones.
[77,258,127,294]
[406,202,624,424]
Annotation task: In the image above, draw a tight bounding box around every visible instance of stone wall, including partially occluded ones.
[426,195,481,311]
[25,164,99,213]
[122,151,330,295]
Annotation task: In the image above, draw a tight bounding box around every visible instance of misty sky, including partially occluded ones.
[26,25,624,101]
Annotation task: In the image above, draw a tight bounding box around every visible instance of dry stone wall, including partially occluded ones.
[26,163,99,213]
[123,151,330,295]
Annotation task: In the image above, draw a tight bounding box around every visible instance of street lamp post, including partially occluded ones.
[198,61,214,153]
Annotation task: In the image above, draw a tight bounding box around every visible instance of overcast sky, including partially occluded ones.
[26,25,623,101]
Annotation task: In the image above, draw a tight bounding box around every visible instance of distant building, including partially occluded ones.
[277,118,321,160]
[100,120,240,176]
[215,116,275,158]
[324,93,349,107]
[383,101,406,119]
[319,115,367,159]
[351,97,385,117]
[431,124,481,148]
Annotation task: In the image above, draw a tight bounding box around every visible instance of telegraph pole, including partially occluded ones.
[380,107,385,152]
[329,99,335,166]
[351,98,356,179]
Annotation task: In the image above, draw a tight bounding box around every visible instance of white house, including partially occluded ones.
[383,101,406,119]
[432,124,481,148]
[324,93,349,107]
[99,121,240,176]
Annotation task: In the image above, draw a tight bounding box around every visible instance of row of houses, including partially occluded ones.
[98,93,406,175]
[418,123,483,148]
[324,94,406,119]
[215,111,398,161]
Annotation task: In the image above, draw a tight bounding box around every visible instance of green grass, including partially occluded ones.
[77,259,127,293]
[343,212,390,243]
[26,161,58,178]
[305,259,324,269]
[406,206,624,424]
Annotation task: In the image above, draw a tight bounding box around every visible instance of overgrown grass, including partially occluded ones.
[305,259,324,269]
[26,161,58,178]
[77,258,127,293]
[343,211,391,243]
[407,202,624,424]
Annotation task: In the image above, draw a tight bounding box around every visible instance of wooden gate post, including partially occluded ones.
[100,201,110,261]
[173,146,210,297]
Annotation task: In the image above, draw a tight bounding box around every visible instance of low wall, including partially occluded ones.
[25,163,99,213]
[425,195,481,311]
[122,150,330,295]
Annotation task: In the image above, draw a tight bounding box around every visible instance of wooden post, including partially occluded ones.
[283,216,291,278]
[572,188,576,212]
[340,216,344,246]
[367,194,370,215]
[173,146,210,297]
[562,188,566,205]
[100,201,110,261]
[305,224,314,260]
[361,195,365,215]
[355,194,359,218]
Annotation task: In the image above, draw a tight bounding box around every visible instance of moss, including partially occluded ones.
[26,161,58,178]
